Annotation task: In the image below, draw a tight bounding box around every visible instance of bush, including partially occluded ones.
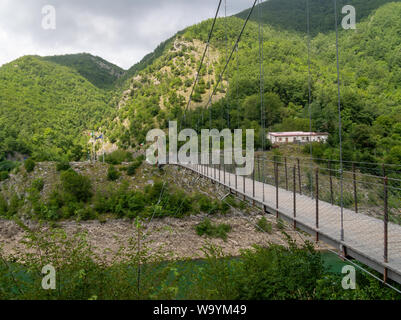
[32,178,44,192]
[24,159,35,173]
[107,166,121,181]
[127,155,145,176]
[0,160,17,172]
[105,150,133,165]
[56,161,71,172]
[7,193,21,216]
[196,194,228,215]
[60,169,92,202]
[76,206,97,221]
[234,241,324,300]
[256,216,272,233]
[195,218,232,241]
[0,171,9,181]
[0,194,8,216]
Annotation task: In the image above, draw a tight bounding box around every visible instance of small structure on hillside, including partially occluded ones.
[267,132,329,145]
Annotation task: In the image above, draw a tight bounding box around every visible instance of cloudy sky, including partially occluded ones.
[0,0,254,69]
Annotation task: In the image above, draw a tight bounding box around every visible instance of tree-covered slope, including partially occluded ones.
[43,53,126,89]
[0,56,114,161]
[109,2,401,165]
[236,0,400,35]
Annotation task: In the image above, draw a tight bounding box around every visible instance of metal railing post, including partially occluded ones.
[262,158,265,203]
[293,165,296,229]
[285,157,288,190]
[297,158,302,194]
[223,162,226,185]
[316,167,319,241]
[243,174,245,200]
[252,159,255,199]
[353,163,358,213]
[275,161,279,218]
[384,176,388,264]
[329,160,333,205]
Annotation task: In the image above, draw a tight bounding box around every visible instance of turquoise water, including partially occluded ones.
[322,251,349,274]
[3,251,347,297]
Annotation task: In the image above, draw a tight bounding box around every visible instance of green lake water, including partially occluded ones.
[3,250,348,298]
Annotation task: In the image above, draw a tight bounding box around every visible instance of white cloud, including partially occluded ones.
[0,0,253,69]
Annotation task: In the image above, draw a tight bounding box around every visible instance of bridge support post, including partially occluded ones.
[223,162,226,185]
[293,166,296,229]
[243,175,245,200]
[353,163,358,213]
[235,170,237,193]
[262,158,265,203]
[285,157,288,191]
[297,158,302,195]
[329,160,333,205]
[384,176,388,264]
[315,168,319,242]
[252,159,255,205]
[213,164,216,180]
[275,161,279,218]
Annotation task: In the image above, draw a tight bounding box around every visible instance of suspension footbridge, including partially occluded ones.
[175,157,401,285]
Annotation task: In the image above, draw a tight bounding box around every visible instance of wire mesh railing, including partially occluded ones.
[175,152,401,275]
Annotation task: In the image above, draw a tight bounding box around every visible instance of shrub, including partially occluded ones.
[0,160,17,172]
[256,217,273,233]
[0,171,9,181]
[127,155,145,176]
[0,194,8,216]
[277,218,285,230]
[234,241,325,300]
[105,150,133,165]
[107,166,121,181]
[195,218,232,241]
[76,206,97,221]
[24,159,35,173]
[56,161,71,172]
[7,193,21,216]
[60,169,92,202]
[32,178,44,192]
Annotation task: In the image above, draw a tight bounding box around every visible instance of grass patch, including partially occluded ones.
[195,218,232,241]
[255,217,272,233]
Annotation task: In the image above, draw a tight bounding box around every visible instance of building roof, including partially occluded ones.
[268,131,329,137]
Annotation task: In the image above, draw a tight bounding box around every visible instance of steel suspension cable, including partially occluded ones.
[258,0,265,152]
[334,0,345,242]
[204,0,258,111]
[182,0,223,127]
[225,0,230,129]
[236,43,240,129]
[307,0,314,198]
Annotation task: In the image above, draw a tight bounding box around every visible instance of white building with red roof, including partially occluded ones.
[267,132,329,145]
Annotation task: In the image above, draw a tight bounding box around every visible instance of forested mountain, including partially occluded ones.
[236,0,401,35]
[108,1,401,165]
[43,53,126,89]
[0,1,400,166]
[0,56,114,161]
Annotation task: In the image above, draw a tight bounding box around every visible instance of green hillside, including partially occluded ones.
[43,53,126,89]
[109,2,401,165]
[236,0,400,35]
[0,1,400,167]
[0,56,114,161]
